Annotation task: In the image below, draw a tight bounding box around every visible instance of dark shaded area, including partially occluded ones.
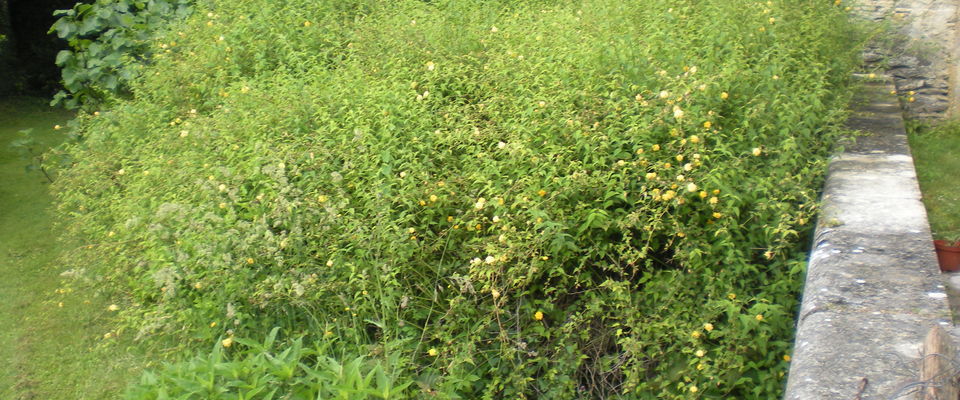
[0,0,76,96]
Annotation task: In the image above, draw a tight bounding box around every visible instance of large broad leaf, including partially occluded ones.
[79,15,104,35]
[55,50,74,66]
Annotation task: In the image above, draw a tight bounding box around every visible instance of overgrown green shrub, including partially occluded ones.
[53,0,860,397]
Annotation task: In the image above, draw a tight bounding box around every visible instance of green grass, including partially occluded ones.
[0,97,140,399]
[909,121,960,242]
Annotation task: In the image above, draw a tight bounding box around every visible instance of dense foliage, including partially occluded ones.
[53,0,860,397]
[50,0,193,109]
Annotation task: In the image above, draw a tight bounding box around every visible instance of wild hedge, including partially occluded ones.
[53,0,860,398]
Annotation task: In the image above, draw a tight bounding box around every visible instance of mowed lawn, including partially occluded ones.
[910,121,960,242]
[0,98,139,399]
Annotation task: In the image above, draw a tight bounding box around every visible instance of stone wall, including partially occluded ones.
[858,0,960,118]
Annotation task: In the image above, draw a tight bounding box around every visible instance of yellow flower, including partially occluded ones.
[689,385,698,393]
[696,362,705,370]
[318,195,328,203]
[712,212,722,219]
[752,147,762,156]
[107,304,120,312]
[673,106,684,119]
[652,144,661,151]
[429,195,438,203]
[720,92,729,100]
[222,337,234,347]
[447,216,454,222]
[107,231,116,237]
[326,259,334,267]
[686,183,698,192]
[676,154,684,162]
[54,124,62,130]
[534,311,544,321]
[769,17,776,24]
[210,322,217,328]
[712,189,720,195]
[428,348,438,356]
[689,135,700,144]
[645,172,657,180]
[419,200,427,206]
[219,202,227,209]
[728,293,736,300]
[303,21,312,27]
[537,189,547,197]
[490,26,498,33]
[703,121,712,129]
[703,323,714,332]
[695,349,705,357]
[908,97,915,102]
[246,258,255,265]
[699,190,708,199]
[783,354,791,362]
[691,330,701,339]
[661,190,676,201]
[756,314,764,321]
[708,196,719,205]
[426,61,435,71]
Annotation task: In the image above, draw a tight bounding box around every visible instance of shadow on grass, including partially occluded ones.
[0,97,144,399]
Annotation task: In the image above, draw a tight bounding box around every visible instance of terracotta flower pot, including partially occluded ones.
[934,240,960,272]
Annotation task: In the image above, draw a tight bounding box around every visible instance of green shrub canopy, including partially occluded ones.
[55,0,859,398]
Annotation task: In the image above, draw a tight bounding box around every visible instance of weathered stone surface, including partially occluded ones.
[784,79,951,400]
[857,0,959,118]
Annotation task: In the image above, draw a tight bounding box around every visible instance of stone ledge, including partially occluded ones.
[784,78,951,399]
